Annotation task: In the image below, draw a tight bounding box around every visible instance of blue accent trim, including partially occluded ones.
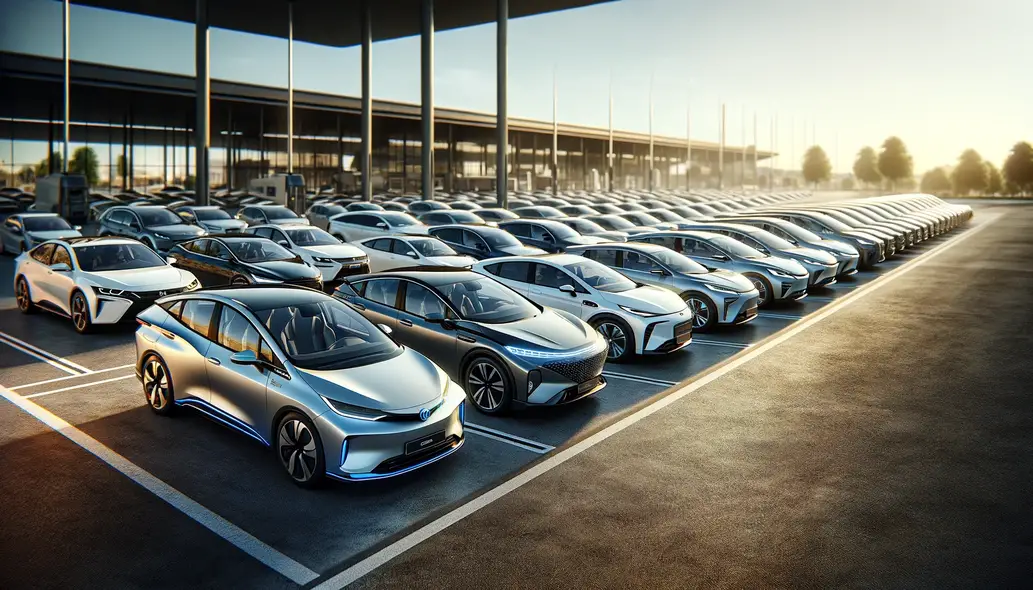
[175,397,269,446]
[340,439,349,470]
[326,436,465,482]
[458,401,465,426]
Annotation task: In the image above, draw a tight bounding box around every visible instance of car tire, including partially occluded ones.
[231,275,251,286]
[591,316,635,363]
[142,354,175,416]
[745,274,773,307]
[464,355,513,415]
[682,291,717,332]
[15,276,36,314]
[70,290,93,334]
[276,411,325,488]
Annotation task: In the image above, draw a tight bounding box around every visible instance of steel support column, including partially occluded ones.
[421,0,435,201]
[287,1,294,176]
[495,0,508,207]
[360,0,373,201]
[61,0,70,173]
[195,0,210,205]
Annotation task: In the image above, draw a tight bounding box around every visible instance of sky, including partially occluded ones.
[1,0,1031,174]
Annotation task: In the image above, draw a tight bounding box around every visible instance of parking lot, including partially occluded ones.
[1,199,1031,589]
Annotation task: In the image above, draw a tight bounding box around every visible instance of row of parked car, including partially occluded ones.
[7,189,971,486]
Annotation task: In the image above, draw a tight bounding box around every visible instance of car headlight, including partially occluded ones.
[152,233,170,240]
[95,287,128,297]
[618,304,662,317]
[184,278,200,291]
[856,239,876,247]
[320,396,388,421]
[505,339,605,359]
[767,268,793,279]
[251,275,282,284]
[312,256,336,264]
[702,282,739,294]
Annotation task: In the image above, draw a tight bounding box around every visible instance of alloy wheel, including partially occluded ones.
[686,297,711,330]
[597,322,627,360]
[278,419,318,483]
[72,294,89,332]
[750,278,769,302]
[15,278,31,312]
[468,361,505,411]
[143,358,170,410]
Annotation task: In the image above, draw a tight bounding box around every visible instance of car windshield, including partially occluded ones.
[23,216,73,231]
[479,228,522,249]
[648,249,708,274]
[808,213,852,232]
[708,235,767,259]
[450,211,485,223]
[74,243,167,271]
[748,230,796,251]
[628,212,663,225]
[263,207,300,220]
[649,210,683,222]
[382,212,421,227]
[563,260,636,293]
[546,223,579,239]
[476,209,518,220]
[597,216,636,230]
[434,277,538,324]
[254,300,399,370]
[193,208,232,221]
[137,209,185,227]
[771,222,822,243]
[571,219,606,233]
[286,227,339,246]
[225,239,296,262]
[410,238,457,257]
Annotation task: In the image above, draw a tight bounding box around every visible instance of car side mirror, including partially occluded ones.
[277,240,289,248]
[50,263,71,272]
[166,256,177,265]
[713,254,729,261]
[73,225,82,231]
[543,235,554,242]
[407,251,420,259]
[230,350,260,365]
[650,268,670,276]
[559,284,578,297]
[376,323,393,335]
[376,222,388,229]
[425,311,445,322]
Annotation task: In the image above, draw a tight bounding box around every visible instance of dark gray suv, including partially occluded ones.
[98,206,205,252]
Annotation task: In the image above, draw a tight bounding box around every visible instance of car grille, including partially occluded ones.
[674,320,693,344]
[371,434,461,474]
[542,347,608,384]
[131,287,186,300]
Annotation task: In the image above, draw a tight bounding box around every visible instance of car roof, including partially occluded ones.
[65,236,140,247]
[351,268,482,286]
[482,253,580,265]
[570,241,663,253]
[15,212,61,218]
[636,229,725,241]
[185,286,331,311]
[499,218,567,228]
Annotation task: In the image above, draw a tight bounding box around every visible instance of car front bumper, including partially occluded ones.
[636,311,694,355]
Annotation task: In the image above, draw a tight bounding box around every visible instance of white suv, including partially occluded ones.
[327,211,428,242]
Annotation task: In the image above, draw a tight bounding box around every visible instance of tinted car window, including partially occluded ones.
[622,251,661,272]
[435,277,538,324]
[252,227,274,239]
[391,240,416,256]
[208,240,232,260]
[31,243,56,264]
[533,264,573,289]
[186,239,210,254]
[504,223,531,238]
[51,246,72,267]
[262,207,299,220]
[344,214,378,227]
[217,306,262,355]
[368,238,393,252]
[430,227,463,243]
[225,239,294,262]
[364,279,400,307]
[402,282,447,319]
[589,248,620,266]
[137,209,185,227]
[493,261,531,282]
[563,260,635,293]
[23,217,73,231]
[180,299,216,337]
[74,243,166,271]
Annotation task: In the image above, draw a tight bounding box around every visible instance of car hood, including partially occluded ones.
[787,247,838,265]
[241,260,319,280]
[700,269,756,293]
[590,231,628,242]
[396,225,429,235]
[621,226,660,236]
[88,265,195,289]
[149,224,206,238]
[600,285,687,315]
[499,244,547,256]
[565,235,609,246]
[298,244,366,259]
[464,308,598,351]
[425,255,477,267]
[754,256,809,277]
[200,219,248,231]
[270,218,310,226]
[298,347,445,412]
[26,229,82,241]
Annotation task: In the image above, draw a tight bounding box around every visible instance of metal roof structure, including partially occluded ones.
[69,0,614,46]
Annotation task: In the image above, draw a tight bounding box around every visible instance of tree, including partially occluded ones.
[840,176,856,190]
[801,146,832,188]
[950,149,987,195]
[920,168,952,193]
[984,162,1003,196]
[116,155,128,182]
[69,146,100,187]
[17,166,35,185]
[877,136,914,190]
[33,152,63,179]
[1002,141,1033,195]
[852,146,882,188]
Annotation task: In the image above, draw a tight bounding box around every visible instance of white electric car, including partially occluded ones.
[353,235,477,272]
[13,236,199,334]
[473,254,693,362]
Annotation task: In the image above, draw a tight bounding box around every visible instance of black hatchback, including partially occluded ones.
[427,224,546,260]
[170,235,322,289]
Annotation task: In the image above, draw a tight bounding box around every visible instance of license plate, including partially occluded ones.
[347,263,361,269]
[745,306,758,318]
[405,430,446,455]
[578,376,602,395]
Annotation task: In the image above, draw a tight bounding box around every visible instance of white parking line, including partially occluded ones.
[602,371,677,387]
[0,331,91,374]
[465,423,554,454]
[0,385,320,586]
[0,335,83,375]
[24,375,137,399]
[11,365,136,391]
[757,312,805,321]
[310,218,997,590]
[690,339,751,350]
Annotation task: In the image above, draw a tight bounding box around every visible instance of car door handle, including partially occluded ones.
[207,357,221,366]
[530,288,542,295]
[399,319,413,327]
